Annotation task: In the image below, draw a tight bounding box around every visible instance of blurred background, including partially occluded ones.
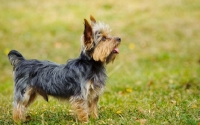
[0,0,200,124]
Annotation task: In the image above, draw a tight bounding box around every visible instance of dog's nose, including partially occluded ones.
[116,37,121,42]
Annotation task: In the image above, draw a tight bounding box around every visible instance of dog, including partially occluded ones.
[8,16,121,123]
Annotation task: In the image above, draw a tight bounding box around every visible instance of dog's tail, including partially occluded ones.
[8,50,25,67]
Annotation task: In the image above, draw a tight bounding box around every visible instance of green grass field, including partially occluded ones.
[0,0,200,124]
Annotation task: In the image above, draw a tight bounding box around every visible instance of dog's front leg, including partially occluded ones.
[88,96,99,119]
[71,99,89,123]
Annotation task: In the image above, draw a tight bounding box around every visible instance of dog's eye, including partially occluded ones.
[102,36,107,41]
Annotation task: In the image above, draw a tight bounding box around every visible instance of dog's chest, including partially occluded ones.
[85,80,105,100]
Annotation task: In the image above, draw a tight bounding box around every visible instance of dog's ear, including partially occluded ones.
[90,15,96,26]
[83,19,93,50]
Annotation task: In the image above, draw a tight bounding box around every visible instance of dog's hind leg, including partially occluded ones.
[13,102,26,122]
[13,87,36,122]
[23,87,37,107]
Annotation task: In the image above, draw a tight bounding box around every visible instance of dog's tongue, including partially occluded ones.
[113,48,119,53]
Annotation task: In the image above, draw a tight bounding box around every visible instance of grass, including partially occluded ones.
[0,0,200,124]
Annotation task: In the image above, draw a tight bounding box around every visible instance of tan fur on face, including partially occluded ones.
[82,17,120,64]
[92,38,116,62]
[82,16,120,64]
[92,28,119,63]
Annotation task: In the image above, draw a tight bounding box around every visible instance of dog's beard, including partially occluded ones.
[106,52,117,64]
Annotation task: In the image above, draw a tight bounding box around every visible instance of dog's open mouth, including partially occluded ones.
[112,47,119,54]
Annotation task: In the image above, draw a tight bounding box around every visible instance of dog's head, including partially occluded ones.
[81,16,121,64]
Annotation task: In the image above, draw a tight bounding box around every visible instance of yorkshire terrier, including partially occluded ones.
[8,16,121,123]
